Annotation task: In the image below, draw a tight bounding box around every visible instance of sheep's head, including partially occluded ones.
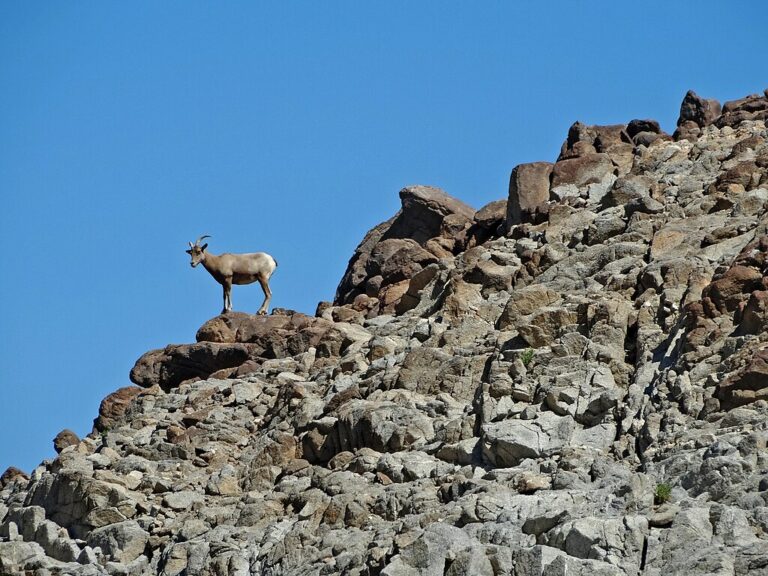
[186,235,210,267]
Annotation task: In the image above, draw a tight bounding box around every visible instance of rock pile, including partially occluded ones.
[2,89,768,575]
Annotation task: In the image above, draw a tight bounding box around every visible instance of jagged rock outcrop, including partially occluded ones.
[334,185,476,315]
[2,89,768,576]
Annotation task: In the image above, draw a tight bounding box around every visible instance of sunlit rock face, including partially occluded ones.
[3,89,768,576]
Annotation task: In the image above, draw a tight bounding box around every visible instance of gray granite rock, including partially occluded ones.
[3,90,768,576]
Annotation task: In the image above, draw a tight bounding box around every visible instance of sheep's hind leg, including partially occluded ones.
[257,276,272,315]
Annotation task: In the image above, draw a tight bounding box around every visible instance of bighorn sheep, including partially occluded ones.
[186,235,278,315]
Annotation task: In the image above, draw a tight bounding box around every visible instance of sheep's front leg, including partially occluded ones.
[257,276,272,315]
[222,279,233,314]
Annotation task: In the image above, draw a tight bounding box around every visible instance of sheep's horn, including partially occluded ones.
[195,235,211,246]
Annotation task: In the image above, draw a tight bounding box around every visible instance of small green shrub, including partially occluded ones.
[655,483,672,504]
[520,348,534,367]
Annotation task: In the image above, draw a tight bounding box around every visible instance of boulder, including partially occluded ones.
[703,265,763,313]
[497,285,561,329]
[335,398,435,454]
[674,90,724,140]
[626,119,662,139]
[390,185,475,243]
[551,154,616,189]
[601,175,655,209]
[482,412,576,467]
[699,235,768,315]
[717,348,768,409]
[0,542,46,573]
[227,312,338,358]
[633,130,665,147]
[467,199,507,246]
[86,519,149,563]
[739,290,768,334]
[0,466,29,488]
[506,162,554,228]
[93,386,144,432]
[368,238,439,286]
[53,429,80,453]
[130,342,253,390]
[396,347,487,402]
[195,311,253,343]
[163,491,205,510]
[558,122,633,174]
[676,90,722,130]
[517,307,579,347]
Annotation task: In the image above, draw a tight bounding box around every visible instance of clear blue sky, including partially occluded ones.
[1,2,765,472]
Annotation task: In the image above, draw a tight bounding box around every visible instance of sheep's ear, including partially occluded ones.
[185,249,192,254]
[201,243,208,251]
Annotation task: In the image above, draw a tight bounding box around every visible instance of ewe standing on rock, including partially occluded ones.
[186,235,278,315]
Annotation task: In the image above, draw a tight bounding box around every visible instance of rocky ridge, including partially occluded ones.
[2,89,768,575]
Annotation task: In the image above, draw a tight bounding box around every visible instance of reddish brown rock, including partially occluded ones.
[557,122,635,175]
[551,153,616,189]
[378,280,411,313]
[467,199,506,247]
[675,90,722,133]
[334,218,395,305]
[330,306,364,324]
[369,239,438,285]
[93,386,144,432]
[633,131,666,147]
[738,290,768,335]
[473,199,506,227]
[626,119,668,147]
[195,312,252,343]
[674,120,702,142]
[165,425,189,445]
[713,161,760,192]
[682,236,768,353]
[392,185,475,243]
[593,126,634,161]
[0,466,29,488]
[506,162,553,228]
[681,301,720,353]
[695,235,768,316]
[626,119,662,139]
[130,343,253,391]
[703,265,763,314]
[335,185,475,309]
[394,264,442,315]
[53,429,80,453]
[717,348,768,409]
[727,135,764,159]
[734,235,768,269]
[715,93,768,128]
[559,122,632,163]
[132,312,348,390]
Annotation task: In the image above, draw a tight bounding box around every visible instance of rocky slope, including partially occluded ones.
[2,89,768,576]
